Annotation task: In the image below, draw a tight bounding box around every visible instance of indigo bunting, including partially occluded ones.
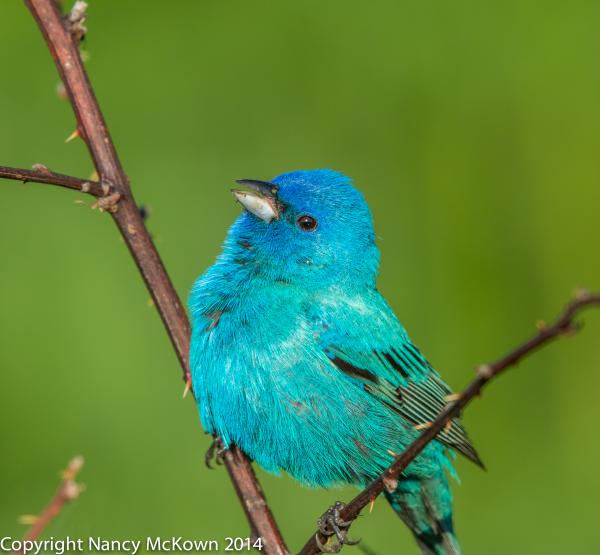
[189,170,481,554]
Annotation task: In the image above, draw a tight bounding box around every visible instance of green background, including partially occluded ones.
[1,1,599,553]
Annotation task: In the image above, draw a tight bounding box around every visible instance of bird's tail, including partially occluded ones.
[385,474,461,555]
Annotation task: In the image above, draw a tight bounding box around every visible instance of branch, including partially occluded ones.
[4,1,289,553]
[13,456,84,555]
[299,290,600,555]
[224,447,289,550]
[0,165,104,196]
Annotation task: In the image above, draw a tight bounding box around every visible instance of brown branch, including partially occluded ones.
[0,165,104,196]
[299,291,600,555]
[13,456,84,555]
[6,1,289,553]
[224,447,289,552]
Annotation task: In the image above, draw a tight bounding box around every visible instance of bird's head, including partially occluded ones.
[226,169,380,287]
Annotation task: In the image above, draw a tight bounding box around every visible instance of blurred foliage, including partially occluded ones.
[1,1,599,553]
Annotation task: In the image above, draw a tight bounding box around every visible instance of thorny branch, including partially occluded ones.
[1,3,598,555]
[298,291,600,555]
[13,457,85,555]
[0,165,104,196]
[0,1,288,554]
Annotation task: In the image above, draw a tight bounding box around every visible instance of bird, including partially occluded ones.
[188,169,482,554]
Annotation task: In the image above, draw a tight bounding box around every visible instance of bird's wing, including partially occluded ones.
[314,290,483,468]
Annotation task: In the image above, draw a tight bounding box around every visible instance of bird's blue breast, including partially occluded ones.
[190,266,450,488]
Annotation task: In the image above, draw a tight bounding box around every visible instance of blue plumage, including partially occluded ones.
[189,170,481,554]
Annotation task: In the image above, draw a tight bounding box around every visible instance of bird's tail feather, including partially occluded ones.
[385,475,461,555]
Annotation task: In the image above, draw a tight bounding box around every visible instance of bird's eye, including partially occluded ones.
[296,215,318,232]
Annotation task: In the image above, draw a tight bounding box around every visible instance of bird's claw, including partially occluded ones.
[205,438,226,469]
[316,502,360,553]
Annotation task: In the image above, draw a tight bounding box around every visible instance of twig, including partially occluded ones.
[0,165,103,196]
[0,1,289,553]
[13,456,84,555]
[298,291,600,555]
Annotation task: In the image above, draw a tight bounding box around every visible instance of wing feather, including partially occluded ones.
[327,345,484,468]
[313,288,482,467]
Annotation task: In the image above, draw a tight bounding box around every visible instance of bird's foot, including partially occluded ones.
[315,502,360,553]
[205,438,226,469]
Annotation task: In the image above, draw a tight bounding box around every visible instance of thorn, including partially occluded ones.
[91,191,121,213]
[183,379,192,399]
[387,449,398,457]
[383,475,398,494]
[65,129,81,143]
[444,393,462,403]
[64,481,85,500]
[62,455,85,481]
[64,482,84,500]
[369,498,376,513]
[574,288,591,302]
[414,422,433,431]
[18,515,39,526]
[146,298,155,308]
[56,82,67,100]
[31,163,51,175]
[476,364,494,379]
[90,170,99,181]
[444,420,453,434]
[536,320,547,331]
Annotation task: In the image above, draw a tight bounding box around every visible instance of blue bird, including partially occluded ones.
[189,170,482,554]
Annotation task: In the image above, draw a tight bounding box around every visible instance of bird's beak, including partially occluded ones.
[232,179,280,222]
[236,179,279,197]
[231,189,279,222]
